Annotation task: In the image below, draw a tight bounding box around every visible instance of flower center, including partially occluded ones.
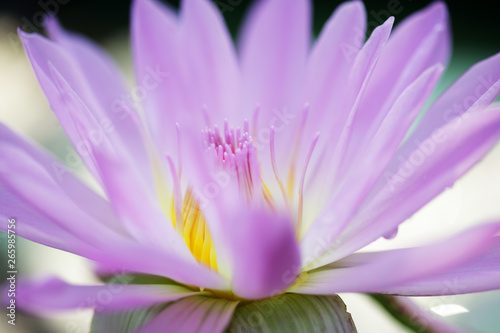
[202,120,261,200]
[177,189,217,270]
[164,116,319,272]
[167,120,263,272]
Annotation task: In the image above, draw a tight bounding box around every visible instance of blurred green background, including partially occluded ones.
[1,0,500,48]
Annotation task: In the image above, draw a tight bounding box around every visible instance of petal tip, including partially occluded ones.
[423,1,449,22]
[43,15,62,40]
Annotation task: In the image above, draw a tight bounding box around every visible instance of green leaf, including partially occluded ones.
[226,293,357,333]
[99,273,182,286]
[369,294,460,333]
[90,304,167,333]
[91,274,186,332]
[90,288,356,332]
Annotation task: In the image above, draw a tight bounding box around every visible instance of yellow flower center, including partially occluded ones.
[160,114,319,273]
[171,190,218,271]
[164,120,263,272]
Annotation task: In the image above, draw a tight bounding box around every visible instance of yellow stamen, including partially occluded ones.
[286,166,296,199]
[261,179,275,208]
[172,190,218,271]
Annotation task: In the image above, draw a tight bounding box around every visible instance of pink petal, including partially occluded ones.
[0,182,96,256]
[305,17,393,207]
[381,237,500,296]
[294,222,500,294]
[9,278,200,313]
[132,0,189,157]
[0,131,126,253]
[239,0,310,140]
[45,60,184,251]
[19,30,169,246]
[0,123,121,232]
[19,29,153,192]
[138,296,238,333]
[0,127,225,289]
[94,242,228,290]
[19,30,100,184]
[308,102,500,269]
[180,0,241,124]
[43,18,154,190]
[400,51,500,159]
[49,65,229,292]
[228,209,301,299]
[303,1,366,147]
[301,64,444,267]
[344,2,450,175]
[310,51,500,268]
[1,198,225,289]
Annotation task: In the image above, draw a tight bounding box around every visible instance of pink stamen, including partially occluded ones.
[202,121,259,198]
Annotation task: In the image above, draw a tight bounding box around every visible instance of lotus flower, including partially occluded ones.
[2,0,500,331]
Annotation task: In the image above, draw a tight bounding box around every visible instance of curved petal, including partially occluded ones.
[0,194,225,290]
[0,182,97,256]
[0,123,122,232]
[0,138,126,252]
[19,30,102,184]
[343,2,450,174]
[303,1,366,144]
[396,51,500,164]
[44,61,183,250]
[237,0,311,190]
[381,237,500,296]
[19,30,169,245]
[10,278,201,313]
[19,29,154,194]
[305,17,394,207]
[228,209,301,299]
[300,64,444,266]
[133,0,240,154]
[180,0,240,124]
[0,139,221,289]
[132,0,200,157]
[0,128,218,289]
[308,103,500,269]
[293,222,500,295]
[240,0,310,128]
[44,18,155,191]
[137,296,238,333]
[95,242,228,291]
